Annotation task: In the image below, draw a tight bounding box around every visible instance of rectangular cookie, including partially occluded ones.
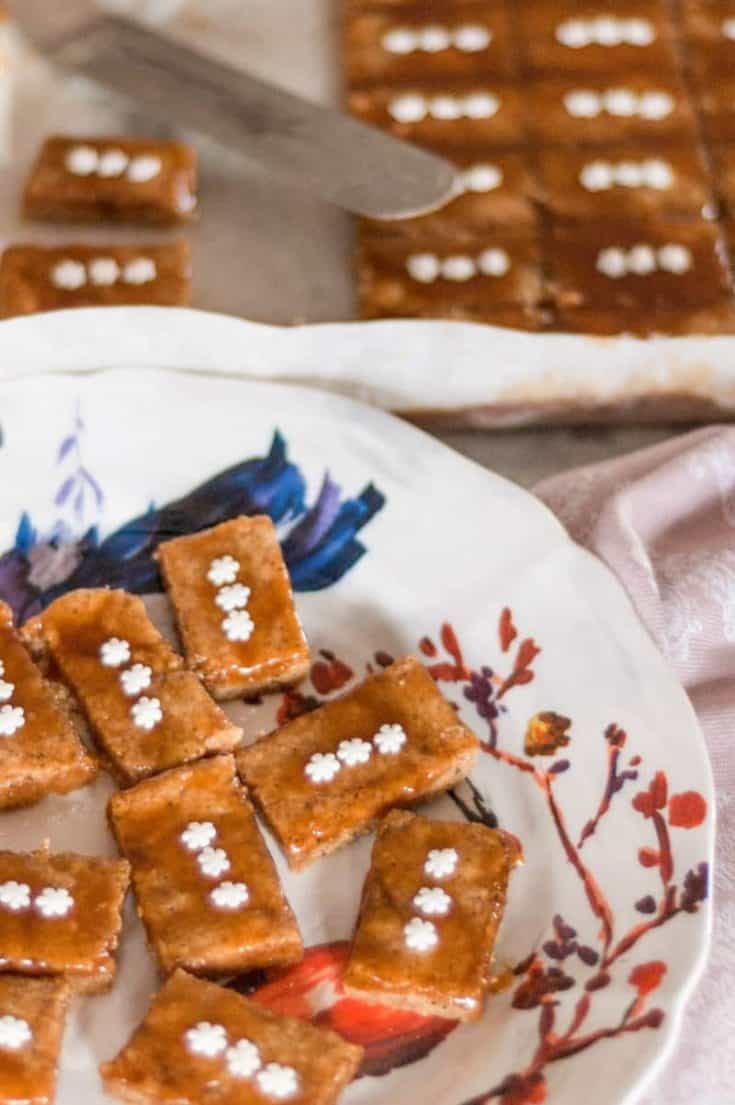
[100,969,363,1105]
[0,241,192,319]
[357,230,544,322]
[361,150,538,240]
[155,516,310,701]
[236,656,479,871]
[0,847,129,993]
[343,810,519,1020]
[343,3,517,85]
[517,1,678,77]
[0,600,97,810]
[108,755,303,977]
[26,589,241,785]
[23,135,198,224]
[547,219,734,315]
[0,976,70,1105]
[526,73,697,147]
[348,81,526,149]
[535,144,716,221]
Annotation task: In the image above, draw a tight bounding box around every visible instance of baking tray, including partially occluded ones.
[2,0,734,427]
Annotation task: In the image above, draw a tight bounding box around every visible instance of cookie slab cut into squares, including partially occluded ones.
[343,810,519,1020]
[155,516,310,700]
[27,589,241,785]
[357,230,544,324]
[0,241,192,319]
[527,72,697,147]
[344,2,517,84]
[361,149,537,240]
[108,755,303,978]
[0,600,97,811]
[536,144,716,221]
[0,976,70,1105]
[348,80,526,149]
[236,656,479,871]
[23,135,198,224]
[0,847,129,993]
[518,0,678,77]
[100,969,363,1105]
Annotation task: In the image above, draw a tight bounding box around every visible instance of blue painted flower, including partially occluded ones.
[0,431,385,623]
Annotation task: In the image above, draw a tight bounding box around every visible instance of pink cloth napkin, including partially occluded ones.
[536,425,735,1105]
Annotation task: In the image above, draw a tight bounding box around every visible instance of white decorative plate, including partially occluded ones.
[0,311,714,1105]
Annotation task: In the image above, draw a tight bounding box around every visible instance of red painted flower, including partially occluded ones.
[629,961,667,997]
[668,791,707,829]
[310,654,353,695]
[633,772,668,818]
[249,942,456,1078]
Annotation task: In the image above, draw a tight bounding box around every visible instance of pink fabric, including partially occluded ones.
[536,425,735,1105]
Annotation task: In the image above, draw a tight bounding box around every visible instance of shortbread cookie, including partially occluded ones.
[0,600,97,810]
[357,230,543,321]
[0,242,192,318]
[23,135,198,224]
[108,756,302,977]
[26,589,241,785]
[344,3,517,84]
[0,847,129,993]
[100,969,363,1105]
[236,656,479,871]
[343,809,519,1020]
[155,516,310,701]
[518,1,678,76]
[0,975,70,1105]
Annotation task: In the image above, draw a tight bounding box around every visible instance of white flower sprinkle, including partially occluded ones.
[305,752,341,783]
[197,847,230,879]
[122,258,157,285]
[51,260,86,291]
[180,821,217,851]
[424,848,458,879]
[88,257,121,287]
[210,881,250,910]
[65,145,99,175]
[0,680,15,703]
[120,663,152,697]
[225,1038,261,1078]
[97,149,128,178]
[127,155,162,183]
[256,1063,300,1100]
[208,555,240,586]
[336,738,372,766]
[404,916,438,952]
[0,705,24,737]
[222,610,255,642]
[413,886,452,916]
[184,1022,227,1058]
[0,881,31,911]
[0,1015,31,1050]
[35,887,74,918]
[100,637,131,667]
[215,583,252,612]
[131,696,163,730]
[373,723,407,755]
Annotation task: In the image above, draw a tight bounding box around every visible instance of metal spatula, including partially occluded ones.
[8,0,457,218]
